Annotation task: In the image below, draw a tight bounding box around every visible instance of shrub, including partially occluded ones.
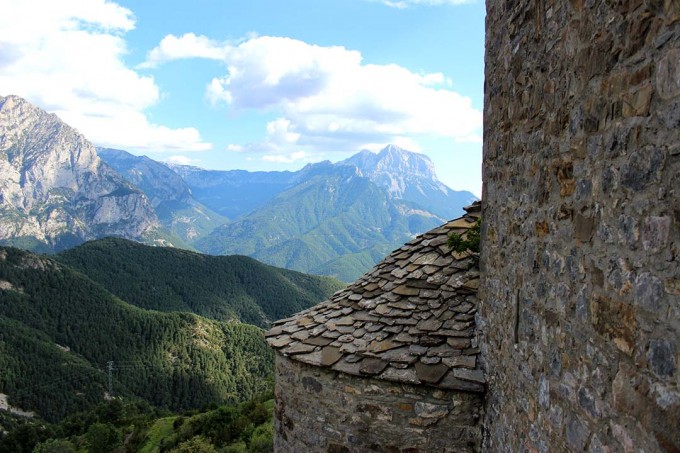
[447,218,481,267]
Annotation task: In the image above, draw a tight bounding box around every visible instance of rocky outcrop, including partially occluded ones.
[0,95,160,251]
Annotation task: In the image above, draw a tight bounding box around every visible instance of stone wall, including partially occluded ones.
[273,354,483,452]
[480,1,679,452]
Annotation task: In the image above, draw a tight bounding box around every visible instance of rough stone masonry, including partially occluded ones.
[267,205,485,452]
[481,0,679,451]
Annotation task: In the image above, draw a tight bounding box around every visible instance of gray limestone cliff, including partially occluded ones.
[340,145,477,220]
[0,95,161,252]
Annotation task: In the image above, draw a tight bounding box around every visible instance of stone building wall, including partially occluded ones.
[480,1,679,452]
[273,355,483,453]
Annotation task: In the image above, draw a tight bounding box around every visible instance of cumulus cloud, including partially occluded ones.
[139,33,228,68]
[144,34,481,160]
[0,0,210,152]
[164,155,199,165]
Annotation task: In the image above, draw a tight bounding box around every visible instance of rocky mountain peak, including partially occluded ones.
[341,144,438,181]
[0,95,160,251]
[338,144,448,202]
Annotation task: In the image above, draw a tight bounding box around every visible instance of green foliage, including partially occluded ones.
[85,422,122,452]
[0,391,275,453]
[222,442,248,453]
[33,438,77,453]
[56,238,344,327]
[138,416,176,453]
[170,436,218,453]
[148,393,275,452]
[447,218,481,265]
[0,415,58,453]
[248,422,274,453]
[0,246,274,422]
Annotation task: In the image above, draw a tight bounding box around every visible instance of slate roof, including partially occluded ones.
[266,201,484,393]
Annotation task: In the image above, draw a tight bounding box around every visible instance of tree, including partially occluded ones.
[33,439,77,453]
[170,436,218,453]
[85,423,121,452]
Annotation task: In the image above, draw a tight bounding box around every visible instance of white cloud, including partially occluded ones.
[226,144,245,152]
[164,155,199,165]
[0,0,210,152]
[144,34,482,158]
[139,33,228,68]
[262,151,311,164]
[369,0,475,8]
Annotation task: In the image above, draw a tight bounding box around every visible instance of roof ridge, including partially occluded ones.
[266,208,484,392]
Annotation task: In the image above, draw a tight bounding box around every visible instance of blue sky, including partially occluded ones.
[0,0,485,195]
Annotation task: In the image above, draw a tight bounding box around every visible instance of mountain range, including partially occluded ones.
[0,95,476,280]
[96,148,227,243]
[103,146,476,280]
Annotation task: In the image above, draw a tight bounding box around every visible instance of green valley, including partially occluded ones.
[0,244,340,427]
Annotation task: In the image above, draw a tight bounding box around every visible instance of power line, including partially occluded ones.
[107,361,113,397]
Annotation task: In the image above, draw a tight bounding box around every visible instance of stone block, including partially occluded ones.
[647,339,677,378]
[590,296,637,355]
[656,49,680,100]
[574,213,595,243]
[622,83,654,117]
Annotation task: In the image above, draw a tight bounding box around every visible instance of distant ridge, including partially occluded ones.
[97,148,227,242]
[191,145,477,281]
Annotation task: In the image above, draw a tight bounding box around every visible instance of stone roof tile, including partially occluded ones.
[266,201,485,392]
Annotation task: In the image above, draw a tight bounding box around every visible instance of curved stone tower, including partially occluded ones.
[481,1,679,451]
[266,202,484,452]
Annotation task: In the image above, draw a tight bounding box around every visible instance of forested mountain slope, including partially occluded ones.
[0,247,275,421]
[56,238,344,328]
[195,162,451,281]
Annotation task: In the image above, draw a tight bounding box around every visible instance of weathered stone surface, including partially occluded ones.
[392,285,420,296]
[265,326,283,337]
[281,342,316,355]
[360,358,389,376]
[274,356,482,452]
[656,48,680,100]
[452,368,485,384]
[414,401,450,420]
[481,1,679,451]
[379,366,420,385]
[415,362,449,384]
[442,355,476,369]
[268,336,292,348]
[438,372,485,393]
[304,335,334,347]
[321,346,343,367]
[294,350,323,366]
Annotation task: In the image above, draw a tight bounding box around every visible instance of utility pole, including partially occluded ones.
[107,361,114,397]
